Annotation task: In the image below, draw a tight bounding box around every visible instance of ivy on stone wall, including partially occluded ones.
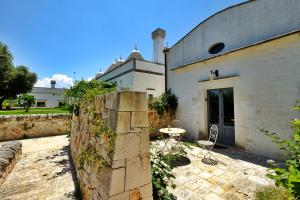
[76,147,109,170]
[93,119,116,159]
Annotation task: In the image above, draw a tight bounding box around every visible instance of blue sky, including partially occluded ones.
[0,0,244,88]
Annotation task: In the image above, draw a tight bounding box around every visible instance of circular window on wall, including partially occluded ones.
[208,42,225,54]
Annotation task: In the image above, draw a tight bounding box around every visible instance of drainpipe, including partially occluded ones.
[163,48,170,92]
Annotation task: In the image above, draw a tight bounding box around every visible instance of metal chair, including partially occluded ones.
[170,120,185,150]
[197,125,219,162]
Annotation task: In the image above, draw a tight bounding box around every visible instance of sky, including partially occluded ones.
[0,0,245,88]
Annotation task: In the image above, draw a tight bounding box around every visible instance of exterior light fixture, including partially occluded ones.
[209,70,219,80]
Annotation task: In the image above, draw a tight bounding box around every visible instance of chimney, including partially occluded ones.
[50,80,56,89]
[152,28,166,64]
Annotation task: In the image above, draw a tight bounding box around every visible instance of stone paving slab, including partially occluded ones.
[0,136,77,200]
[155,140,274,200]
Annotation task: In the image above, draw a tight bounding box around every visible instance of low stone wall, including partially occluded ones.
[0,114,70,142]
[70,91,152,200]
[148,110,173,137]
[0,141,22,184]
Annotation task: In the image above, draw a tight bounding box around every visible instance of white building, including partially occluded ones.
[165,0,300,158]
[95,28,166,98]
[29,80,65,108]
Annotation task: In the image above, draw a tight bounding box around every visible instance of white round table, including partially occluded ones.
[159,128,186,152]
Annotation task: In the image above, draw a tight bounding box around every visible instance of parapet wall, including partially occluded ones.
[0,141,22,184]
[70,91,152,200]
[0,114,70,142]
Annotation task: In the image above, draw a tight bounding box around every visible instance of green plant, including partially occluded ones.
[93,119,116,159]
[76,147,109,169]
[64,80,116,114]
[261,99,300,199]
[149,89,178,117]
[2,99,11,110]
[17,93,35,112]
[150,144,177,200]
[255,185,293,200]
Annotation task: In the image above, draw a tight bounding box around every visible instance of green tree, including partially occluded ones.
[0,42,37,109]
[17,93,35,112]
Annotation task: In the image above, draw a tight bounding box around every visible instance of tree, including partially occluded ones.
[0,42,37,109]
[17,93,35,112]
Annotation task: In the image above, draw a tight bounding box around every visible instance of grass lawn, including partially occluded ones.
[0,108,69,115]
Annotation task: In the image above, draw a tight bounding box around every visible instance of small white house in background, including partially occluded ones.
[95,28,166,99]
[29,80,65,108]
[165,0,300,158]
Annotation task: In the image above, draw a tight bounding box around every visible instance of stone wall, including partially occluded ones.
[0,114,70,142]
[148,110,173,137]
[70,91,152,200]
[0,141,22,184]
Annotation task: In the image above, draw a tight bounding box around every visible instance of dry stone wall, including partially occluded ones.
[70,91,152,200]
[0,114,70,142]
[0,141,22,184]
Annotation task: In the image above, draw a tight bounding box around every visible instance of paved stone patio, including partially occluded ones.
[0,135,77,200]
[156,141,275,200]
[0,135,275,200]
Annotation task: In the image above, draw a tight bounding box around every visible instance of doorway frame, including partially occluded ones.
[207,87,235,146]
[198,75,240,146]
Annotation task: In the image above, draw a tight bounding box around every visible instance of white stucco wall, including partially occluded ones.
[29,88,65,108]
[168,0,300,69]
[133,71,165,97]
[167,33,300,158]
[110,72,134,91]
[135,60,164,74]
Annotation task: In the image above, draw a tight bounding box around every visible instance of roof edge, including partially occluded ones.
[170,29,300,71]
[170,0,254,49]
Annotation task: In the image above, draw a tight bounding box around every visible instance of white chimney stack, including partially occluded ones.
[50,80,56,89]
[152,28,166,64]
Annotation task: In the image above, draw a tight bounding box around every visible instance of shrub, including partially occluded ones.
[17,93,35,112]
[64,80,116,113]
[151,144,179,200]
[261,99,300,199]
[149,89,178,117]
[255,185,293,200]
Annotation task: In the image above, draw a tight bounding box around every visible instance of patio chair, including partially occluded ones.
[197,125,219,162]
[170,120,185,150]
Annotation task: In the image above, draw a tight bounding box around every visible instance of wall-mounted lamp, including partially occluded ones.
[209,70,219,80]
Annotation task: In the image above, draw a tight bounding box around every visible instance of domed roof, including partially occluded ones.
[126,50,144,62]
[105,57,125,72]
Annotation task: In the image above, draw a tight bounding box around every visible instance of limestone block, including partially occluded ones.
[113,134,126,160]
[140,128,150,155]
[125,155,152,190]
[108,111,131,134]
[111,159,126,169]
[131,112,148,128]
[125,133,140,159]
[105,93,118,110]
[138,183,153,199]
[118,91,147,112]
[109,167,125,196]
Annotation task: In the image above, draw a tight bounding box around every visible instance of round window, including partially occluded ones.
[208,43,225,54]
